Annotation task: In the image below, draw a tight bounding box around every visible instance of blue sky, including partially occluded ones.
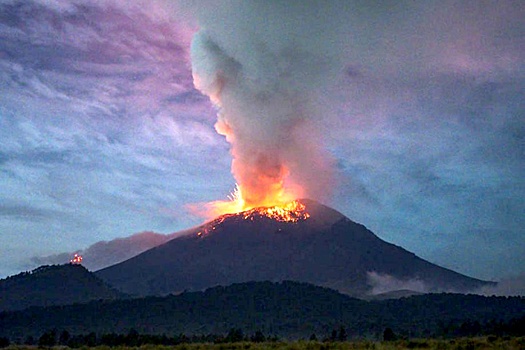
[0,0,523,281]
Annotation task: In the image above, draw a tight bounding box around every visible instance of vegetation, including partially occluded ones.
[0,265,124,312]
[1,281,524,342]
[1,336,525,350]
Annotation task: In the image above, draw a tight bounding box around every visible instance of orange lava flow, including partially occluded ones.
[196,200,309,237]
[70,253,83,264]
[241,200,310,222]
[200,183,308,222]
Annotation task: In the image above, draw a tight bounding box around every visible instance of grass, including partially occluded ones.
[5,337,525,350]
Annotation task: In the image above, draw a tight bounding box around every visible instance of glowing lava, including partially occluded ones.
[196,200,310,237]
[70,253,83,264]
[197,182,305,220]
[241,200,310,222]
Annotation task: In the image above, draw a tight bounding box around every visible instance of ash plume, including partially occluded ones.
[29,231,178,272]
[189,1,347,211]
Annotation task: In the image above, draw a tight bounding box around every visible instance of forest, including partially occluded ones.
[1,281,524,342]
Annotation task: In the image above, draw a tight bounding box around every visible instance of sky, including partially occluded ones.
[0,0,523,282]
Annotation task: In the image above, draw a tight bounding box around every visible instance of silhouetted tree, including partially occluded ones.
[100,333,123,347]
[38,329,57,348]
[58,330,70,345]
[0,337,10,348]
[383,327,396,341]
[24,336,35,345]
[330,329,338,341]
[67,334,87,348]
[85,332,97,347]
[338,326,348,341]
[126,328,139,346]
[251,330,265,342]
[225,328,244,342]
[175,333,189,344]
[309,333,318,341]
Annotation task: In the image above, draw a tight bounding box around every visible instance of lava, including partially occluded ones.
[70,253,83,264]
[199,180,306,216]
[241,200,310,222]
[196,200,310,237]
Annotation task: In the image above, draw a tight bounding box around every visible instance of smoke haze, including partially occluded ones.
[367,271,430,295]
[476,274,525,297]
[368,272,525,297]
[30,231,178,271]
[189,2,348,208]
[187,0,524,213]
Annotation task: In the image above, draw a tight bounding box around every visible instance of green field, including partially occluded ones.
[4,337,525,350]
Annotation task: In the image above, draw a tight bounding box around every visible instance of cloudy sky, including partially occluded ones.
[0,0,523,281]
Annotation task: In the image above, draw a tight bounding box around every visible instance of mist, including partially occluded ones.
[367,271,430,295]
[475,274,525,297]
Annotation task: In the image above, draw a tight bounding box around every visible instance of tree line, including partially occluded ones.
[2,281,524,341]
[10,328,276,348]
[1,315,524,349]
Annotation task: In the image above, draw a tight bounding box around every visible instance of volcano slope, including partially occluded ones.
[96,199,491,297]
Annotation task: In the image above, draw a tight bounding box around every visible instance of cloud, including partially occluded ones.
[30,230,181,272]
[475,274,525,297]
[0,0,229,278]
[0,0,196,112]
[0,203,60,221]
[367,271,430,295]
[367,272,525,298]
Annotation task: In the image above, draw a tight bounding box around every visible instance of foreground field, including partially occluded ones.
[5,337,525,350]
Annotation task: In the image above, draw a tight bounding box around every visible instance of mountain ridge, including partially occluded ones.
[96,199,492,297]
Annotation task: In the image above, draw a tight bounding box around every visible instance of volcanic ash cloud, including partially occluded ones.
[190,1,346,213]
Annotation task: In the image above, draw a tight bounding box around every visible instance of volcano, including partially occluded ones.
[96,199,491,297]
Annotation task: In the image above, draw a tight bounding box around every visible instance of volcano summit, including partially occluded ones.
[96,200,491,297]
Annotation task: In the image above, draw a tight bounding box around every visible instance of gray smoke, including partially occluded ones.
[30,231,177,271]
[475,274,525,297]
[187,0,523,210]
[189,1,350,208]
[367,271,430,295]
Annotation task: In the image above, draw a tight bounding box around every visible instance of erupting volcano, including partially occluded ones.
[96,199,492,297]
[189,2,341,219]
[95,3,495,298]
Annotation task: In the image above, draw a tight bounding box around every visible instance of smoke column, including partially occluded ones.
[190,1,346,214]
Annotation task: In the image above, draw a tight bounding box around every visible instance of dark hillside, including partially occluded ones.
[0,280,523,340]
[0,264,124,312]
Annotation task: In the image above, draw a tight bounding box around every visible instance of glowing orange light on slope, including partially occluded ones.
[70,253,83,264]
[241,200,310,222]
[196,199,309,237]
[202,183,304,219]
